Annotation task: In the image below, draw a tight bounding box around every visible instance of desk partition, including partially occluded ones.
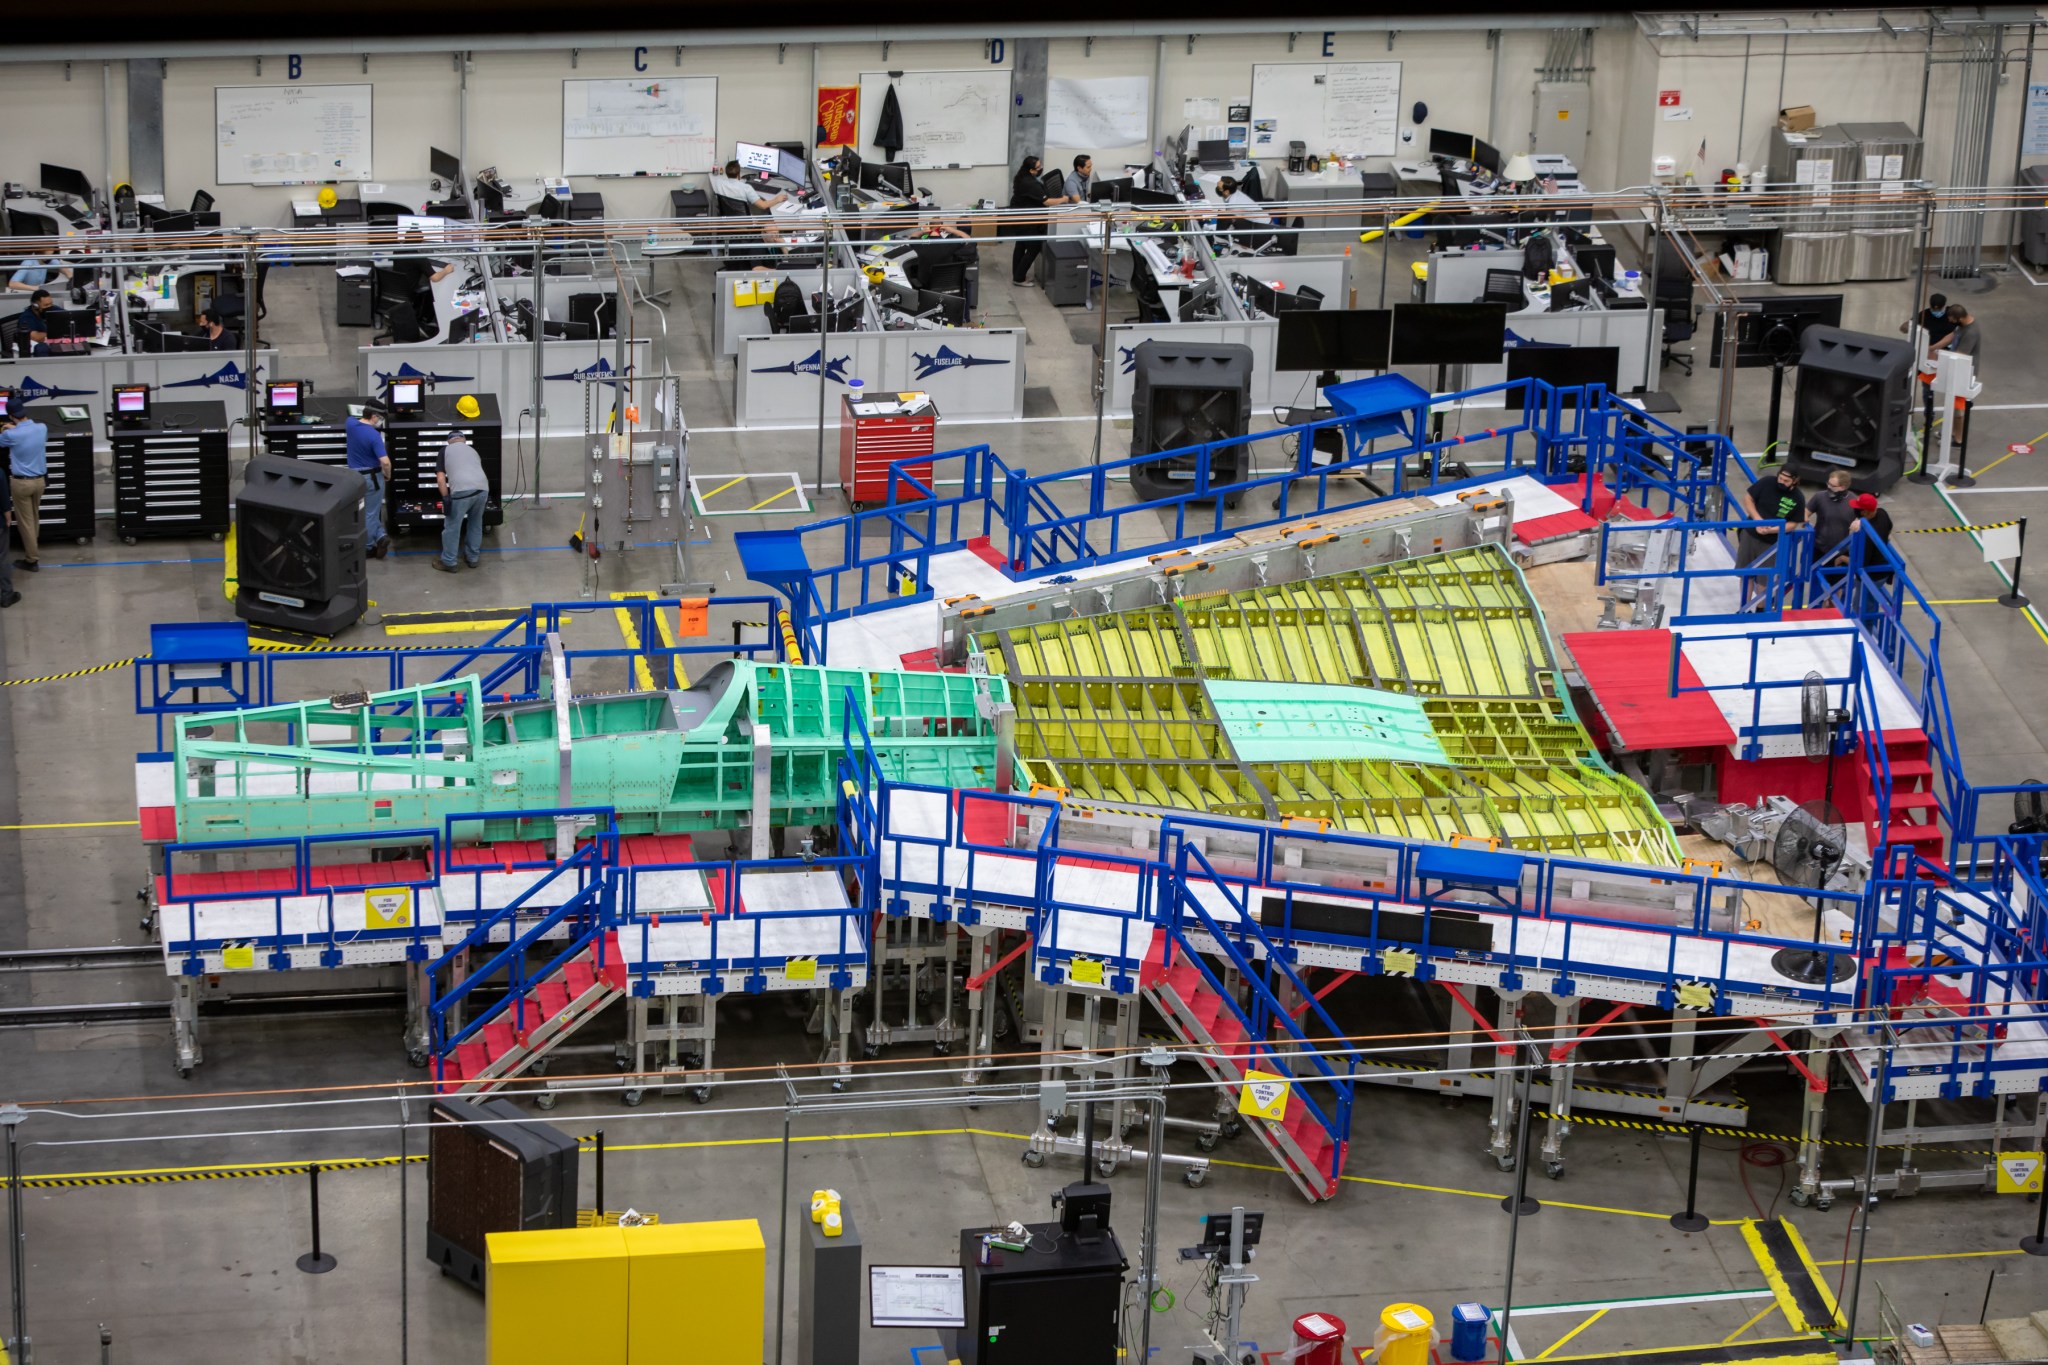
[733,327,1024,427]
[356,338,650,437]
[0,348,280,448]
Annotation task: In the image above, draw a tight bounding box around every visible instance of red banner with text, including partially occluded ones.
[816,87,859,149]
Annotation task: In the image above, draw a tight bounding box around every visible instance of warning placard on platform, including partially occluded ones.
[365,886,413,929]
[1239,1069,1292,1122]
[1997,1152,2044,1193]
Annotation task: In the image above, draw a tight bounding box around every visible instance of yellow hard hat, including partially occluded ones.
[316,185,338,209]
[455,394,481,420]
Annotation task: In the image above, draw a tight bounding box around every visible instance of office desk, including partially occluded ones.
[2,197,92,239]
[1271,168,1371,231]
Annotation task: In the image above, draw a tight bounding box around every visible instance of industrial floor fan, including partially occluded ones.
[1769,798,1855,984]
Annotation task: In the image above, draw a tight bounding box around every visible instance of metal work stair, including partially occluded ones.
[1860,734,1944,861]
[1139,929,1345,1203]
[437,930,627,1094]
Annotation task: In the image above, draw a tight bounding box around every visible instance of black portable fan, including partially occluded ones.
[1769,799,1856,984]
[1801,670,1853,806]
[2013,784,2048,837]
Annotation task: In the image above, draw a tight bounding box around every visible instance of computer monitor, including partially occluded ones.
[1390,302,1509,366]
[868,1266,965,1331]
[112,383,151,422]
[1177,278,1219,321]
[387,377,426,413]
[1549,277,1596,312]
[1275,309,1394,374]
[1131,187,1180,209]
[1198,1210,1266,1249]
[860,161,914,197]
[40,163,92,202]
[429,146,462,183]
[0,388,14,417]
[1090,178,1135,203]
[42,309,94,340]
[916,289,969,326]
[1196,139,1232,169]
[1473,139,1503,175]
[445,311,485,345]
[1506,345,1622,406]
[266,380,304,415]
[776,149,808,184]
[1428,128,1475,161]
[1710,293,1846,369]
[152,212,198,234]
[396,215,449,238]
[160,331,207,353]
[735,141,780,174]
[1242,276,1280,318]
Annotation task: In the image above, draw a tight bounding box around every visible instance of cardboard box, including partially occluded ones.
[1778,105,1816,132]
[967,214,1000,239]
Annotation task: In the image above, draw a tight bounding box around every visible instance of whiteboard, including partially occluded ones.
[216,84,373,185]
[1047,76,1150,150]
[562,77,717,177]
[858,71,1012,170]
[1249,62,1402,160]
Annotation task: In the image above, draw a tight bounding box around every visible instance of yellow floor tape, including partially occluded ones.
[1739,1219,1842,1335]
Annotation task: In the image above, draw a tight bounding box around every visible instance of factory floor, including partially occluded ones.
[3,238,2048,1362]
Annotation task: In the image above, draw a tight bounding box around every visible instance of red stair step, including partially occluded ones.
[1209,1013,1247,1049]
[533,981,571,1019]
[1887,791,1939,811]
[1165,961,1201,999]
[483,1019,517,1059]
[457,1041,488,1077]
[1887,760,1933,779]
[1186,990,1224,1032]
[1283,1110,1333,1167]
[563,958,598,998]
[1885,823,1945,846]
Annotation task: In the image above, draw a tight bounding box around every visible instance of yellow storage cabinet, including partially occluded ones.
[624,1219,766,1364]
[485,1226,629,1365]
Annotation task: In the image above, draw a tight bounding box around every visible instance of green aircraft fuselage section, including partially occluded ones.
[171,661,1009,843]
[1205,680,1450,766]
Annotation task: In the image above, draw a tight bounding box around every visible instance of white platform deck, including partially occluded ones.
[1675,616,1920,756]
[1428,475,1578,525]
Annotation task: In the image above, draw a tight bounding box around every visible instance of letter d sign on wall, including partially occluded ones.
[989,39,1005,64]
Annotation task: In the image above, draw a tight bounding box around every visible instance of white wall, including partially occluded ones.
[0,20,2028,241]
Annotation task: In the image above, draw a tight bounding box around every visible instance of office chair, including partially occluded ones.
[1656,272,1697,375]
[373,300,424,346]
[1277,216,1305,258]
[1240,165,1264,201]
[568,292,616,339]
[1126,264,1170,324]
[1482,269,1526,307]
[190,189,215,215]
[537,194,566,221]
[917,259,971,298]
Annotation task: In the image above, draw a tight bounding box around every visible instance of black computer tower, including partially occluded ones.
[383,394,504,536]
[16,404,96,546]
[1129,341,1255,503]
[111,401,232,542]
[1035,238,1091,306]
[1788,325,1915,491]
[234,456,368,636]
[957,1223,1125,1364]
[425,1097,579,1291]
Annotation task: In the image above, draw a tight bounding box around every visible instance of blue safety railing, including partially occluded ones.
[1596,519,1815,623]
[160,828,443,973]
[615,856,870,996]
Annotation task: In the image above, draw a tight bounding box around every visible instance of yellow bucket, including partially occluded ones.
[1377,1303,1436,1365]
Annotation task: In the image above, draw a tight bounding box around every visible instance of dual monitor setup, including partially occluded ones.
[1429,128,1504,176]
[1275,301,1621,399]
[734,141,809,186]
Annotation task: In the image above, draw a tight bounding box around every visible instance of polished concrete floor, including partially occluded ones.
[2,235,2047,1362]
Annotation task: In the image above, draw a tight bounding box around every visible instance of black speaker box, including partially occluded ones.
[1788,326,1915,491]
[426,1097,580,1290]
[234,455,369,636]
[1129,341,1255,504]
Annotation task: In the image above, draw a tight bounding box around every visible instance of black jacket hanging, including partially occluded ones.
[876,85,905,162]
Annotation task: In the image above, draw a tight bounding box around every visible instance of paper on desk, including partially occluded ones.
[335,265,371,277]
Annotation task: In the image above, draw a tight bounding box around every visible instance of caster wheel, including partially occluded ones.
[933,1042,951,1056]
[407,1048,429,1069]
[1095,1159,1117,1179]
[622,1089,645,1107]
[177,1066,192,1080]
[1219,1118,1243,1140]
[1022,1150,1045,1169]
[1196,1132,1219,1152]
[1494,1153,1515,1173]
[692,1086,713,1104]
[1816,1195,1835,1212]
[1183,1168,1207,1188]
[1544,1161,1565,1181]
[862,1045,881,1060]
[121,536,136,545]
[534,1092,558,1111]
[530,1057,550,1077]
[830,1080,847,1093]
[1789,1187,1812,1208]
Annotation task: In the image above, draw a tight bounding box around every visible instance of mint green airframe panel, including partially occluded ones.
[1206,680,1449,766]
[171,660,1009,844]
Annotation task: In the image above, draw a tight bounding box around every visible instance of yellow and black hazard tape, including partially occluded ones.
[0,657,135,687]
[2,1133,624,1190]
[383,608,527,637]
[1544,1108,1992,1156]
[247,638,395,654]
[1905,521,2020,534]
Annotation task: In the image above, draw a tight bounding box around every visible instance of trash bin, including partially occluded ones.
[1291,1312,1347,1365]
[1451,1302,1490,1361]
[1378,1303,1437,1365]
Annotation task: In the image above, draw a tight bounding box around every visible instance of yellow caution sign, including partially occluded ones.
[1239,1069,1292,1122]
[785,957,818,982]
[221,942,256,970]
[1997,1152,2045,1194]
[1675,980,1716,1011]
[1381,947,1420,977]
[1068,957,1105,986]
[364,886,413,929]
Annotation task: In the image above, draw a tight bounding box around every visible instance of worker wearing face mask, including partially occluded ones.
[1808,469,1858,563]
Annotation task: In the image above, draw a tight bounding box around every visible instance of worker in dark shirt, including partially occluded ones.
[1851,491,1895,585]
[1739,465,1807,571]
[1807,469,1857,563]
[1007,155,1077,286]
[196,307,238,351]
[1902,290,1954,348]
[14,289,57,356]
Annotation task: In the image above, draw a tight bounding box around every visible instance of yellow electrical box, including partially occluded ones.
[624,1220,766,1364]
[486,1227,629,1365]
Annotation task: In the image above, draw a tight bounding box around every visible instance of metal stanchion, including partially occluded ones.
[296,1163,337,1274]
[1948,398,1977,487]
[1670,1122,1709,1231]
[2004,517,2033,609]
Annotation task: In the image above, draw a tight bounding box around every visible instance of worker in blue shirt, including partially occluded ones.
[345,400,392,558]
[8,258,69,292]
[0,411,44,573]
